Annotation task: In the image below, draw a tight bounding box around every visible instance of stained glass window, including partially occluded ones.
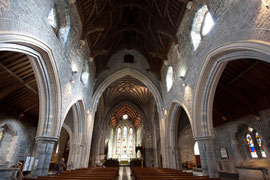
[116,128,121,155]
[48,8,57,28]
[128,128,133,155]
[246,134,258,158]
[255,132,267,157]
[122,126,127,154]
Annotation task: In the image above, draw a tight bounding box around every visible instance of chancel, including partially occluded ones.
[0,0,270,180]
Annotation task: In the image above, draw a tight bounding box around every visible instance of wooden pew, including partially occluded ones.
[23,167,119,180]
[131,167,220,180]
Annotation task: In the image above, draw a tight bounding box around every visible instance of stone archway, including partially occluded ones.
[87,68,165,167]
[0,33,61,176]
[193,40,270,177]
[58,100,87,170]
[166,101,193,169]
[193,40,270,138]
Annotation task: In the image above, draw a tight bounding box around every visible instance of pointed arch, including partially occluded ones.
[0,33,61,137]
[193,40,270,138]
[90,68,163,114]
[165,100,192,169]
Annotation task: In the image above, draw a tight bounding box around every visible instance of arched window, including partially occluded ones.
[245,127,267,158]
[255,132,266,157]
[128,128,133,155]
[81,60,89,86]
[194,141,200,155]
[166,66,173,92]
[246,133,258,158]
[116,128,121,155]
[48,7,57,28]
[191,5,215,50]
[122,126,128,154]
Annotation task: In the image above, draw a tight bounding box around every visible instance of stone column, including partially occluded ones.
[195,136,218,178]
[167,146,176,169]
[30,136,58,177]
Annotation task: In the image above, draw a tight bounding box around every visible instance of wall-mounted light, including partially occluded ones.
[180,75,186,87]
[70,71,78,83]
[262,0,270,9]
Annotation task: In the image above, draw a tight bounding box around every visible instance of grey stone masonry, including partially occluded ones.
[30,136,58,177]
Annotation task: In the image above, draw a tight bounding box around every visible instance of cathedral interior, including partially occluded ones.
[0,0,270,180]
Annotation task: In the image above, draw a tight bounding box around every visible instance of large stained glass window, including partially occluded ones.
[122,126,127,154]
[255,132,267,158]
[128,128,133,155]
[116,128,121,155]
[246,133,258,158]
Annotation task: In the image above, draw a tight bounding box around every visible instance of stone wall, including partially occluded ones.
[162,0,270,133]
[0,116,36,167]
[0,0,94,127]
[214,107,270,177]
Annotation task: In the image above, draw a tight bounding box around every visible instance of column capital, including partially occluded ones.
[194,135,214,141]
[35,136,59,142]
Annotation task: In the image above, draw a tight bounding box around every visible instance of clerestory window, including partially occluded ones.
[191,5,215,50]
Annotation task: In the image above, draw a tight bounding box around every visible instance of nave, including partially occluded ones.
[1,0,270,180]
[23,166,218,180]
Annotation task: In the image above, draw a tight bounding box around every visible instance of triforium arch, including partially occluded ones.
[166,100,192,169]
[193,40,270,177]
[59,100,87,170]
[0,33,61,176]
[193,40,270,138]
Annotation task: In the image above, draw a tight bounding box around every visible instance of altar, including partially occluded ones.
[118,154,130,165]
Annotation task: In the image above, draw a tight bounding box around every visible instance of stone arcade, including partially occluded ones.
[0,0,270,180]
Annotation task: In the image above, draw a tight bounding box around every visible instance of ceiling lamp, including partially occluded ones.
[123,114,128,120]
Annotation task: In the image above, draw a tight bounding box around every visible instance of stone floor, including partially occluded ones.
[118,166,131,180]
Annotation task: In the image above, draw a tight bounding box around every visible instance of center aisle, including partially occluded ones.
[119,166,131,180]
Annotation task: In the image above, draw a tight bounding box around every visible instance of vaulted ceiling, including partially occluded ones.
[213,59,270,127]
[102,75,153,106]
[110,105,141,128]
[76,0,188,77]
[0,51,39,122]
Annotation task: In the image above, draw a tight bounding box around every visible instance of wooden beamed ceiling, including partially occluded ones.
[0,51,39,122]
[111,105,141,128]
[76,0,188,78]
[213,59,270,127]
